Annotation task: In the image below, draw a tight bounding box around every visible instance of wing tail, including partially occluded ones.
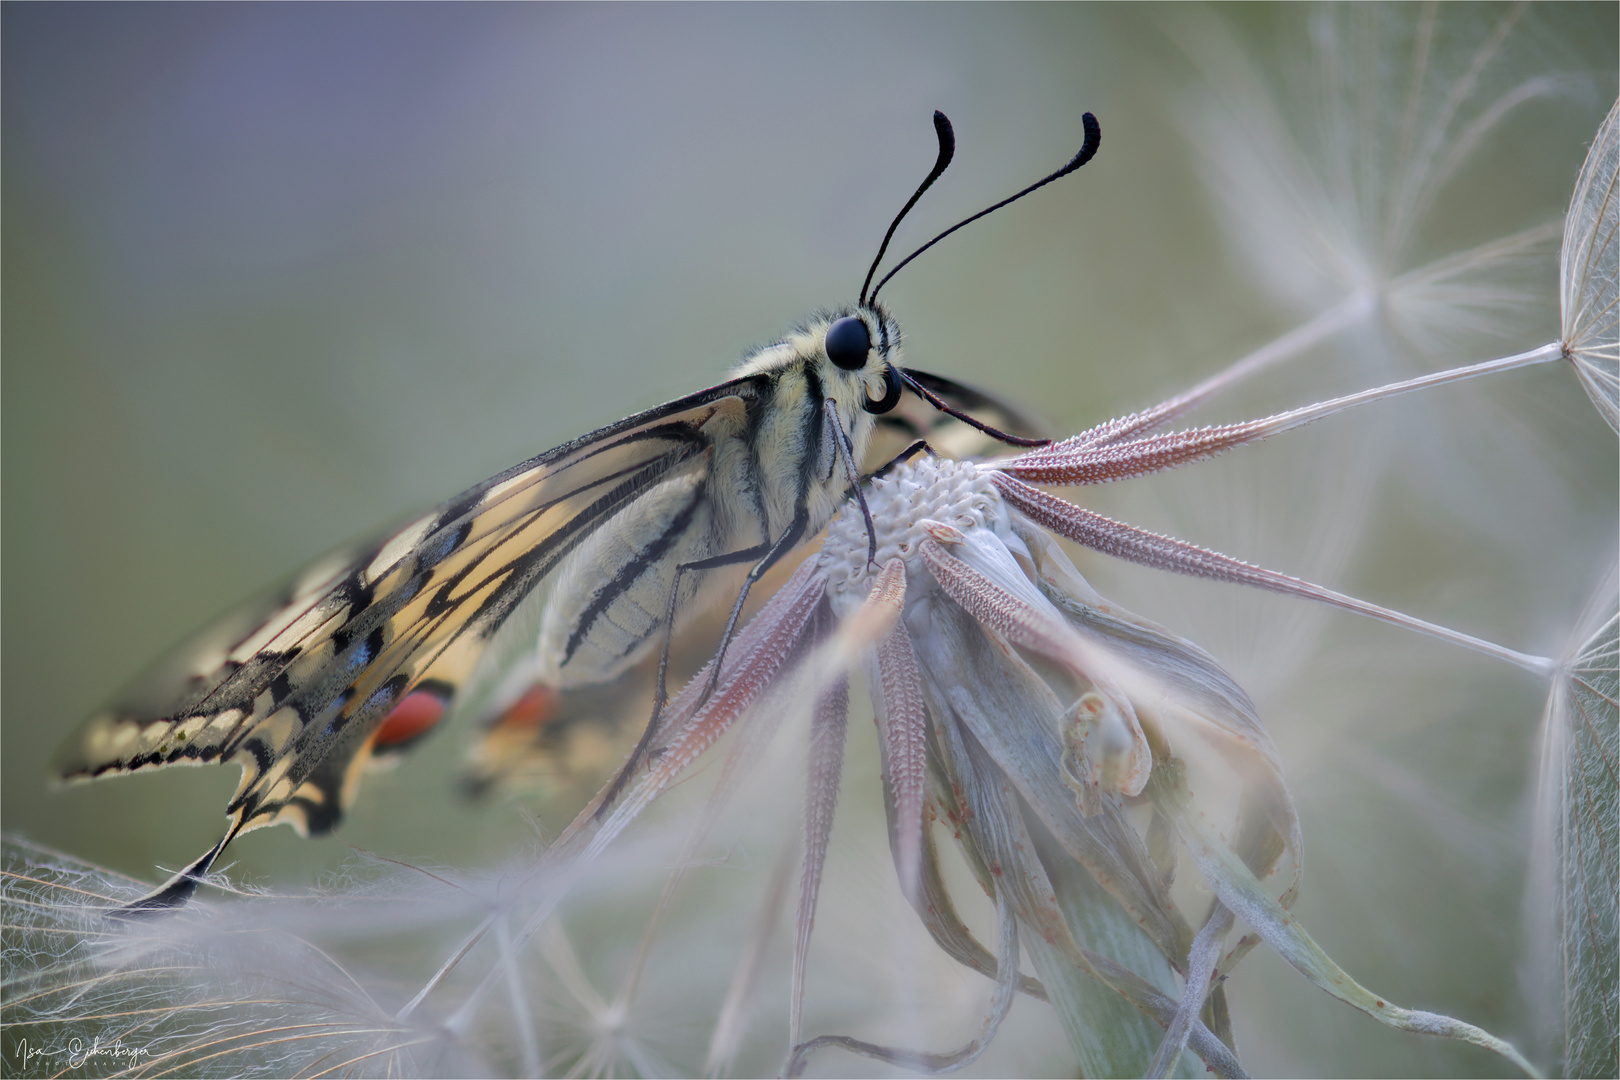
[112,819,241,916]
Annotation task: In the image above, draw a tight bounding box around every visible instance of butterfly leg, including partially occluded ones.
[823,401,880,569]
[598,506,811,815]
[869,439,934,480]
[690,504,811,707]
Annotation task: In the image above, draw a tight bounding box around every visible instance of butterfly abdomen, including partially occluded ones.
[540,472,737,688]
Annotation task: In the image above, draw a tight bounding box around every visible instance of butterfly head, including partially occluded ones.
[731,304,904,424]
[821,305,904,416]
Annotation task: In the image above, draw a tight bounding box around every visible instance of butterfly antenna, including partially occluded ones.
[859,111,956,307]
[868,111,1100,305]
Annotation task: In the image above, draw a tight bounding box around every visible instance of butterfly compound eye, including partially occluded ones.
[824,316,871,370]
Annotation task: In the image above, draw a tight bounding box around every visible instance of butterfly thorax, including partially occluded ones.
[727,306,900,535]
[529,306,901,691]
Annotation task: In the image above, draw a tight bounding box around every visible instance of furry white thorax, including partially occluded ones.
[525,307,902,688]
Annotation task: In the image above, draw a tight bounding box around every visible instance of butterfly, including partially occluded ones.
[52,110,1101,910]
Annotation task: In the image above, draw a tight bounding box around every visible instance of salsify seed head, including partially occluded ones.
[820,458,1006,607]
[792,452,1541,1077]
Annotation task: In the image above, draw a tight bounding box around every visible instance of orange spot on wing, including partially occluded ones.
[493,685,559,731]
[373,690,447,748]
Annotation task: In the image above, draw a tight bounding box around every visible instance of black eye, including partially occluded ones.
[824,316,870,370]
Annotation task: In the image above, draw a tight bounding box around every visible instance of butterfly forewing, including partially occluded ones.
[55,381,760,842]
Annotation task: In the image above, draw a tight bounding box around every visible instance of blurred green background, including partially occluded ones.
[4,4,1616,1075]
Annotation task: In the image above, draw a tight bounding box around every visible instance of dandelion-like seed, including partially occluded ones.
[0,838,483,1077]
[1529,563,1619,1077]
[1561,98,1620,432]
[1161,7,1618,451]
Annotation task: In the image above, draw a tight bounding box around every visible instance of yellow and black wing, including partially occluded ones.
[53,377,763,900]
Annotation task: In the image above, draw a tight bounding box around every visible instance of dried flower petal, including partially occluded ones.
[790,671,847,1047]
[867,618,929,897]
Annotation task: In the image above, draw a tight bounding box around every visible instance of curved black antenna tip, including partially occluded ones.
[868,109,1105,304]
[932,110,956,162]
[1070,112,1101,172]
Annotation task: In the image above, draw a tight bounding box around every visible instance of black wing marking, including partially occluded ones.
[54,376,766,846]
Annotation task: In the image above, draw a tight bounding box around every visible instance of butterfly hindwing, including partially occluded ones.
[55,379,762,843]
